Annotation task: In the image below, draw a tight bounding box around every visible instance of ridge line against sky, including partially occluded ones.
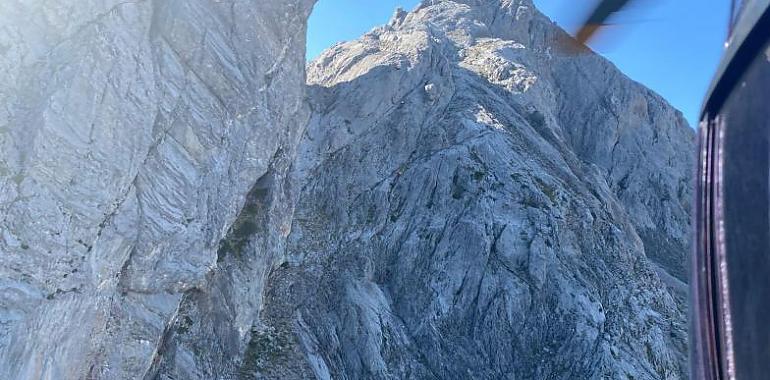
[307,0,730,128]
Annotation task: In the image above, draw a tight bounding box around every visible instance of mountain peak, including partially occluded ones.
[384,0,545,49]
[301,0,693,378]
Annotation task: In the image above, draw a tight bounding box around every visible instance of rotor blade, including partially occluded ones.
[576,0,634,44]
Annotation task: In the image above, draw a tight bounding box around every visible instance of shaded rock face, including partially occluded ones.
[271,0,694,379]
[0,0,314,379]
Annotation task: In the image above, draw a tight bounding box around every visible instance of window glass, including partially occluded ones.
[717,37,770,379]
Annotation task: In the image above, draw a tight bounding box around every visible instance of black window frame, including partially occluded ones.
[694,1,770,379]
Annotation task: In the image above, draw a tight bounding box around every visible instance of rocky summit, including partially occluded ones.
[286,0,694,379]
[0,0,693,379]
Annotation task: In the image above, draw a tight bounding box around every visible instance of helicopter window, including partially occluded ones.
[712,35,770,379]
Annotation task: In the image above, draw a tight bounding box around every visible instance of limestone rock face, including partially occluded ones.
[0,0,315,378]
[275,0,694,379]
[0,0,694,379]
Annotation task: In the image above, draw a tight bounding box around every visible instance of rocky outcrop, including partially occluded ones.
[270,0,694,379]
[0,0,694,379]
[0,1,314,378]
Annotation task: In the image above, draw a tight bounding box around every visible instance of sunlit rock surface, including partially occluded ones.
[0,0,315,378]
[0,0,693,379]
[274,0,694,379]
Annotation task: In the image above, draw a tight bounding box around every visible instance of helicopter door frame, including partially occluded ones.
[695,1,770,379]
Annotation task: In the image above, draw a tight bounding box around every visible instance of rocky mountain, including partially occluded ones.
[0,1,314,378]
[269,0,693,379]
[0,0,694,379]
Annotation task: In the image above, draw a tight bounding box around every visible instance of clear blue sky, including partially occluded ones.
[307,0,422,59]
[307,0,731,127]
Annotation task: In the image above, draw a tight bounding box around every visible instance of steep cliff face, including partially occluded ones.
[271,0,693,379]
[0,0,693,379]
[0,1,314,379]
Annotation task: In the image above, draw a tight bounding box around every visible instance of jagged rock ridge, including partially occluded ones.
[266,0,694,379]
